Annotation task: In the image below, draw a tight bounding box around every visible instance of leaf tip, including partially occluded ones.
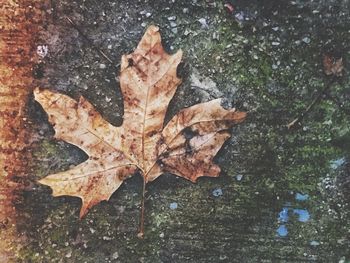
[38,177,49,187]
[146,24,159,33]
[236,111,247,122]
[79,198,101,219]
[38,177,61,198]
[33,87,42,101]
[227,109,247,124]
[176,49,183,57]
[79,207,88,219]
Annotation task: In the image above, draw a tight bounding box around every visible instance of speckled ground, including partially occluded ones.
[2,0,350,262]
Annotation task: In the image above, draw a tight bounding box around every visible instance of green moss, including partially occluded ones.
[32,139,72,178]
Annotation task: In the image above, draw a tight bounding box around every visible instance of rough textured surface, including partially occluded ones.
[0,0,48,260]
[34,26,245,218]
[1,0,350,262]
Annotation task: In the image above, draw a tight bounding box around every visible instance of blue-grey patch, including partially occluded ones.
[310,240,320,246]
[212,188,223,197]
[293,209,310,222]
[277,225,288,237]
[330,157,345,169]
[295,193,309,201]
[236,174,243,181]
[169,202,178,210]
[278,207,289,222]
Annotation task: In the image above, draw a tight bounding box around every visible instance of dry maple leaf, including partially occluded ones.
[34,25,246,234]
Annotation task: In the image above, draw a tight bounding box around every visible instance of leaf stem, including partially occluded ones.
[137,177,146,238]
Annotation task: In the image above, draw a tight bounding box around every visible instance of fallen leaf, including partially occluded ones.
[34,25,246,220]
[323,54,344,76]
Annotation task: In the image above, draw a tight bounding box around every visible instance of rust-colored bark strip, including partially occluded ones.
[0,0,47,259]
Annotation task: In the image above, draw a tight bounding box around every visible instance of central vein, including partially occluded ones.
[141,71,151,174]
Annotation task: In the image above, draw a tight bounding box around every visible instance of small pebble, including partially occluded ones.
[302,37,311,44]
[212,188,223,197]
[310,241,320,246]
[112,252,119,259]
[37,45,49,58]
[198,18,209,28]
[235,12,244,23]
[170,202,178,210]
[167,16,176,21]
[272,41,280,46]
[99,63,106,69]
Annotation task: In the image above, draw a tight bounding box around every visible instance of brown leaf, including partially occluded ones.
[323,54,344,76]
[34,25,246,218]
